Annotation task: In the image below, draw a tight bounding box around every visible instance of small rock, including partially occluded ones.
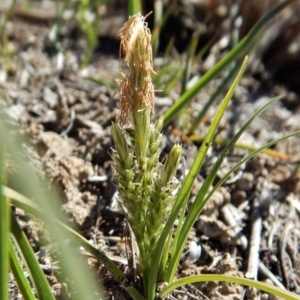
[237,172,254,191]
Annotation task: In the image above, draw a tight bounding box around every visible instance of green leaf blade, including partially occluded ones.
[0,142,9,300]
[10,213,56,300]
[162,0,297,126]
[164,56,248,283]
[9,239,36,300]
[159,274,300,300]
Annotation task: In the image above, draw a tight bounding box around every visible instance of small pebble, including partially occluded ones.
[237,172,254,191]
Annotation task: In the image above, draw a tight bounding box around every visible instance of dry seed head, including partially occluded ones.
[117,13,155,124]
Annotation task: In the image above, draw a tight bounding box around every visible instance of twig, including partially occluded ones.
[189,136,290,160]
[60,109,75,137]
[279,222,294,287]
[267,215,280,249]
[245,195,262,280]
[258,261,286,290]
[221,203,247,250]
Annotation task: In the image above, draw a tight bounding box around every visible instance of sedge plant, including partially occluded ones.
[1,2,300,300]
[110,12,182,292]
[110,13,300,300]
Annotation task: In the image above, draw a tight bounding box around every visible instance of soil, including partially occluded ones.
[1,1,300,299]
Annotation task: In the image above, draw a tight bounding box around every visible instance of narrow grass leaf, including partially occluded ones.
[0,0,17,50]
[164,56,248,283]
[169,95,283,284]
[153,63,182,95]
[10,213,55,300]
[1,115,106,300]
[159,274,300,300]
[152,0,176,57]
[162,67,183,97]
[161,230,173,272]
[79,17,97,67]
[9,239,36,300]
[163,36,175,59]
[2,186,144,300]
[2,186,125,282]
[181,31,199,95]
[188,60,241,135]
[152,0,163,56]
[124,286,146,300]
[163,0,297,126]
[0,139,9,300]
[205,130,300,205]
[189,136,290,160]
[147,57,247,300]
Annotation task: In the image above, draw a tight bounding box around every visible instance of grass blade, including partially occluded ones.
[187,60,241,135]
[2,186,145,300]
[189,135,290,160]
[9,238,36,300]
[164,56,248,283]
[10,213,55,300]
[159,274,300,300]
[162,68,183,97]
[0,0,17,51]
[152,0,175,57]
[0,116,107,300]
[162,0,297,126]
[168,96,284,284]
[152,0,163,56]
[153,62,183,96]
[181,31,200,95]
[0,137,8,300]
[147,57,248,299]
[205,130,300,205]
[2,186,126,282]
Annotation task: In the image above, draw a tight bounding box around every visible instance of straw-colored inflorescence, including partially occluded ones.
[117,12,154,125]
[110,13,182,279]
